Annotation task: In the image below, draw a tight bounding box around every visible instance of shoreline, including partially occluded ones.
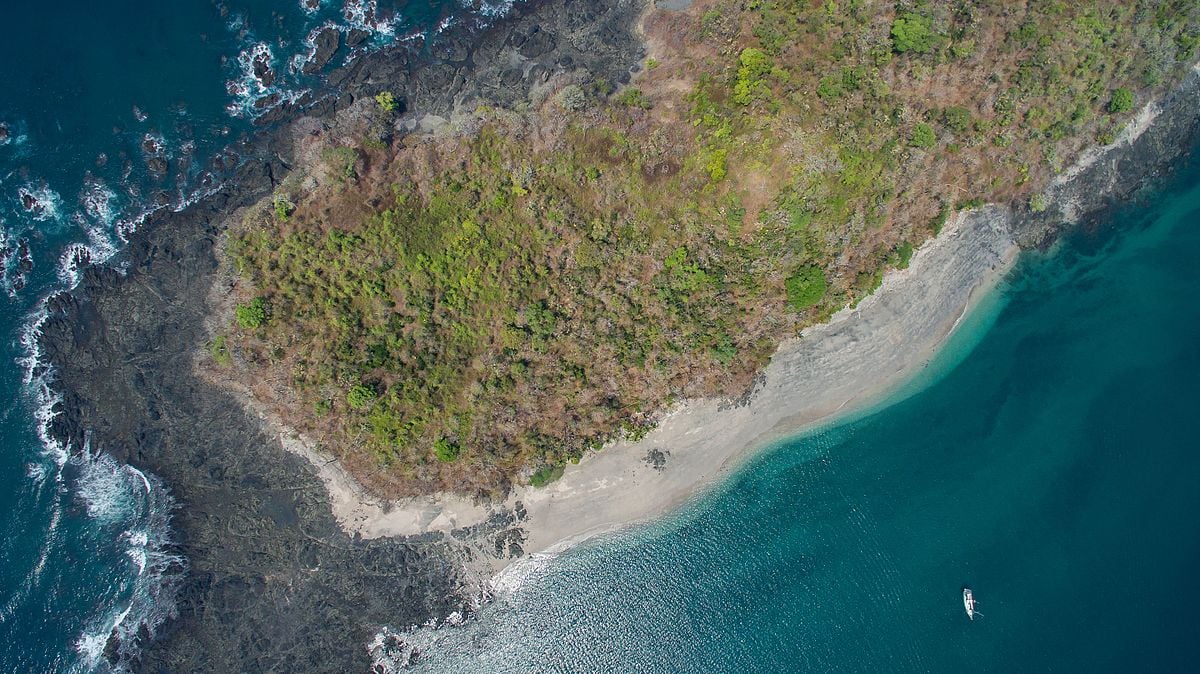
[31,0,1200,668]
[300,204,1018,564]
[35,1,653,670]
[276,60,1200,567]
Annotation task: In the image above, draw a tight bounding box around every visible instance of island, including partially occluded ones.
[37,0,1200,670]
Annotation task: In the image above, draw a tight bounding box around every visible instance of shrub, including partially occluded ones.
[1029,193,1049,213]
[1108,87,1134,114]
[374,91,398,112]
[559,84,587,111]
[323,146,360,182]
[929,202,951,234]
[705,148,729,182]
[617,87,651,109]
[347,384,377,410]
[272,195,293,222]
[733,47,773,105]
[208,334,231,366]
[816,75,843,100]
[785,266,828,311]
[235,298,267,329]
[530,463,565,487]
[910,123,937,148]
[892,13,937,54]
[942,106,972,133]
[434,438,461,462]
[896,241,915,269]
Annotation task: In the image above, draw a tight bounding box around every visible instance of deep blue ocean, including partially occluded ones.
[389,143,1200,669]
[0,2,513,671]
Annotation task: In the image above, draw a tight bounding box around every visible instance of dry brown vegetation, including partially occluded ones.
[221,0,1200,498]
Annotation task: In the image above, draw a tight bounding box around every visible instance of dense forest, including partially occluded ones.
[222,0,1200,497]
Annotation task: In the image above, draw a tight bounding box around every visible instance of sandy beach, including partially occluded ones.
[264,203,1018,561]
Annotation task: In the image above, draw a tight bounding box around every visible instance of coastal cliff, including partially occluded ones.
[35,0,1200,671]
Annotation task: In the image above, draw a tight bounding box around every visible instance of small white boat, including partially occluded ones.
[963,588,978,620]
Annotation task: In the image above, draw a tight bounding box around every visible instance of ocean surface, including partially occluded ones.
[0,2,513,671]
[385,147,1200,669]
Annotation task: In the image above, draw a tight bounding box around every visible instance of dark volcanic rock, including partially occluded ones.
[40,159,500,673]
[346,28,371,48]
[1008,69,1200,248]
[302,26,341,75]
[518,25,557,58]
[251,49,275,87]
[40,0,648,671]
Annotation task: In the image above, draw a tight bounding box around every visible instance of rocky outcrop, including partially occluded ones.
[1010,66,1200,247]
[302,26,342,76]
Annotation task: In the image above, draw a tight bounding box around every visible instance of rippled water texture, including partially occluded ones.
[398,151,1200,672]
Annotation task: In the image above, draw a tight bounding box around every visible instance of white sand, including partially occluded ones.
[266,204,1018,560]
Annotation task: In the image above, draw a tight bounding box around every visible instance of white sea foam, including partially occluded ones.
[291,22,341,74]
[81,178,120,226]
[69,448,186,671]
[488,551,556,598]
[226,42,278,117]
[368,626,421,673]
[18,305,70,468]
[466,0,516,19]
[434,15,457,35]
[343,0,397,37]
[74,448,140,522]
[300,0,324,16]
[141,132,166,158]
[18,286,184,670]
[17,183,64,223]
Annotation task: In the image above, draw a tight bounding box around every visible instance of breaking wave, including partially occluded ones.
[69,448,185,673]
[367,551,553,672]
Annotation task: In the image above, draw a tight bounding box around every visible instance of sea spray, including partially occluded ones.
[16,297,185,672]
[68,446,186,672]
[366,549,556,672]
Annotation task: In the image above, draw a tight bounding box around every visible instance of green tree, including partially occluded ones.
[733,48,773,105]
[617,87,651,109]
[347,384,377,410]
[816,75,843,100]
[910,123,937,148]
[942,106,972,133]
[785,266,828,310]
[434,438,461,462]
[892,13,936,54]
[235,297,267,329]
[1108,87,1134,114]
[374,91,398,112]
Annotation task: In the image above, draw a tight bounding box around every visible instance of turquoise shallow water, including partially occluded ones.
[400,152,1200,671]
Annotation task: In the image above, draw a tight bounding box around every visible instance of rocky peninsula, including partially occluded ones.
[34,0,1200,670]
